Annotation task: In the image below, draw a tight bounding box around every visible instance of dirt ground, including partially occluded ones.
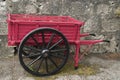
[0,53,120,80]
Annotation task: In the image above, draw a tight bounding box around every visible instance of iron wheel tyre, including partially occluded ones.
[18,28,69,76]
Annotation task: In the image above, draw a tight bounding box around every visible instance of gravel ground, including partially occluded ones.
[0,54,120,80]
[56,56,120,80]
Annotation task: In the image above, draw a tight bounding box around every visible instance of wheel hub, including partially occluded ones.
[41,49,49,57]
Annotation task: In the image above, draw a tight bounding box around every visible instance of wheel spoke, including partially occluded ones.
[41,32,45,48]
[48,56,58,68]
[21,50,29,56]
[45,58,49,73]
[46,33,55,48]
[24,46,41,52]
[50,49,67,53]
[27,55,42,66]
[22,53,41,58]
[36,58,44,72]
[49,39,63,50]
[31,35,39,46]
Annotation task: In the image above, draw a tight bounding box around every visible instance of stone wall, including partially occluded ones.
[0,0,13,57]
[0,0,120,57]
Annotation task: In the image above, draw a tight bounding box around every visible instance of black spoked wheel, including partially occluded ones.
[18,28,69,76]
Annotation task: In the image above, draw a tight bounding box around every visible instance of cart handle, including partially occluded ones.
[103,40,110,43]
[89,33,96,36]
[79,33,96,37]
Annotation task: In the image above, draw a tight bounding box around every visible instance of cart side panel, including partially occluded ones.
[17,23,38,40]
[8,22,38,46]
[8,22,79,46]
[59,25,78,42]
[17,23,78,44]
[8,22,18,46]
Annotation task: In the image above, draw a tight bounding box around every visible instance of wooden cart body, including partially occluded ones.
[7,14,107,76]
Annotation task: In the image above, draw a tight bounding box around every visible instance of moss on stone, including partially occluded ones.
[114,7,120,17]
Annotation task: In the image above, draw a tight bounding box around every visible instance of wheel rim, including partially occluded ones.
[19,28,69,76]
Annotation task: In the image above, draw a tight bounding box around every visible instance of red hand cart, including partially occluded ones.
[7,14,109,76]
